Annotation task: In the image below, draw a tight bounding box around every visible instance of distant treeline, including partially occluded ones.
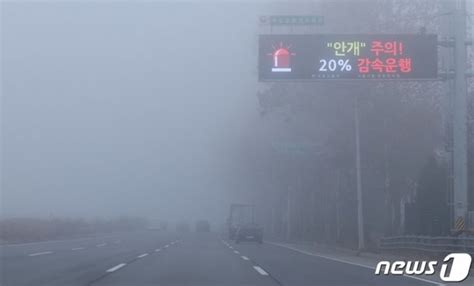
[0,217,149,243]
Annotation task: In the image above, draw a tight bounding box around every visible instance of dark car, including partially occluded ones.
[175,221,190,233]
[160,221,168,231]
[195,220,211,232]
[235,223,263,244]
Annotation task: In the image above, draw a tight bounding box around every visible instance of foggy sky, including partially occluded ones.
[1,1,268,223]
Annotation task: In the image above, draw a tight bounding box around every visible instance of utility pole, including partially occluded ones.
[453,0,468,233]
[286,189,291,241]
[335,169,342,242]
[383,120,392,235]
[354,95,365,250]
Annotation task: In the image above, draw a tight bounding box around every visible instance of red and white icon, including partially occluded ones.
[268,42,295,72]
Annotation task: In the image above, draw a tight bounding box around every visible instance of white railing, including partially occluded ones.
[380,235,474,254]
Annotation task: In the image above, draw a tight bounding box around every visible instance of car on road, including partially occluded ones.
[195,220,211,232]
[235,223,263,244]
[228,203,257,240]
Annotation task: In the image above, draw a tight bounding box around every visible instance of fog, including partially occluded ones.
[2,0,472,243]
[1,2,267,223]
[1,2,473,285]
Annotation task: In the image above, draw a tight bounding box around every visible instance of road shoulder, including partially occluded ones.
[266,241,474,286]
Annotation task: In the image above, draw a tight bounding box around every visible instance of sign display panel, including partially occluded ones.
[259,34,438,81]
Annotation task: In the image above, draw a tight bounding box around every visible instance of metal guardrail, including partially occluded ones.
[380,236,474,254]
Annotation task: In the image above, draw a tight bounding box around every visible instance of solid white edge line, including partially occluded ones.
[402,275,446,285]
[28,251,53,256]
[137,253,149,258]
[267,242,444,286]
[241,256,249,260]
[106,263,126,273]
[253,266,269,276]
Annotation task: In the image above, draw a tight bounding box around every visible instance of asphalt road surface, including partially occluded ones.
[1,231,438,286]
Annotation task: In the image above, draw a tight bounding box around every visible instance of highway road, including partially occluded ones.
[1,231,439,286]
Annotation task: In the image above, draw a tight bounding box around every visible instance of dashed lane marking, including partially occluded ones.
[253,266,269,276]
[96,243,107,247]
[106,263,126,273]
[72,247,85,251]
[241,256,249,260]
[137,253,149,258]
[28,251,53,257]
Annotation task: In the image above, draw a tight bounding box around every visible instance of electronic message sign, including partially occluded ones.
[259,34,438,81]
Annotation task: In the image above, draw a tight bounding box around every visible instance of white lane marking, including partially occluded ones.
[155,248,161,252]
[170,242,175,245]
[1,234,118,247]
[72,247,84,251]
[234,250,240,254]
[96,243,106,247]
[267,242,443,286]
[164,244,169,248]
[253,266,269,276]
[28,251,53,257]
[241,256,249,261]
[137,253,149,258]
[106,263,126,273]
[229,246,233,249]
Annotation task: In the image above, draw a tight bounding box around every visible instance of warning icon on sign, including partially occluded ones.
[268,42,295,72]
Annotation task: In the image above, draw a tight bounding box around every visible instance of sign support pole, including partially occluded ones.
[354,95,365,251]
[453,0,468,233]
